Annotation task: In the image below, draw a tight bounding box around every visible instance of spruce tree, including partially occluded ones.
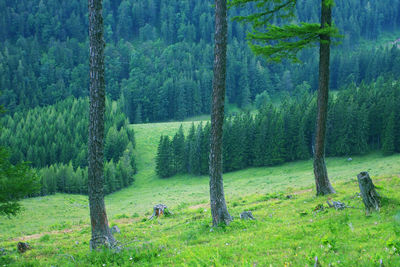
[382,111,395,155]
[172,125,186,174]
[0,147,39,216]
[156,136,174,178]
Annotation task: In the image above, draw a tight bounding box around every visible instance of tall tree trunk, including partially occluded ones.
[313,0,335,196]
[88,0,115,250]
[209,0,232,226]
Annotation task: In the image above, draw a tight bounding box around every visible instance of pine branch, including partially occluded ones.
[229,0,296,27]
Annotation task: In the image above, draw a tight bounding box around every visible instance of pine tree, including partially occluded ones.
[0,147,39,216]
[88,0,115,249]
[156,136,174,178]
[382,111,395,155]
[209,0,232,226]
[186,123,196,173]
[313,0,336,195]
[172,125,186,174]
[229,0,339,195]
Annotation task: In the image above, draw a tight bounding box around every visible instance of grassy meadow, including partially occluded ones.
[1,120,400,266]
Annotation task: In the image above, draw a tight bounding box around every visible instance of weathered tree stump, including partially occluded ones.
[17,242,30,253]
[149,204,171,220]
[240,211,255,220]
[357,172,380,212]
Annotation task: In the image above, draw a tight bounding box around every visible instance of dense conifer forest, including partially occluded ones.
[156,78,400,177]
[1,0,400,122]
[0,97,136,195]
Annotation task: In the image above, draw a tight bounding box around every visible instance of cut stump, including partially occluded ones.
[357,171,380,213]
[149,204,171,220]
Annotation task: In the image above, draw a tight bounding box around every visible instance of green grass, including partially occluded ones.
[1,120,400,266]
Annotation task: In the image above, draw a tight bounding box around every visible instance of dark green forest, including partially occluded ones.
[2,0,400,188]
[156,78,400,178]
[1,0,400,123]
[0,97,136,195]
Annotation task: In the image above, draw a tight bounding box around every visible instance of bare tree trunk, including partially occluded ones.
[313,0,335,196]
[88,0,115,250]
[209,0,232,226]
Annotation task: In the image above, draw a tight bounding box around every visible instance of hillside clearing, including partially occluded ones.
[1,121,400,266]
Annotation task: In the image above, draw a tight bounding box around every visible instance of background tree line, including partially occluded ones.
[1,0,400,122]
[0,97,136,195]
[156,77,400,178]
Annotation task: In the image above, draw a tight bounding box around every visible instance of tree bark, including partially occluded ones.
[209,0,232,226]
[88,0,115,250]
[313,0,335,196]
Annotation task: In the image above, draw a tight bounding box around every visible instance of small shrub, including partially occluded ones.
[114,214,129,219]
[39,234,51,242]
[321,235,336,252]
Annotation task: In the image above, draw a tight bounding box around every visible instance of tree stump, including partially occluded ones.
[149,204,171,220]
[17,242,30,253]
[357,172,380,212]
[240,211,255,220]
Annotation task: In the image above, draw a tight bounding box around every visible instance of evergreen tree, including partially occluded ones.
[382,111,395,155]
[209,0,232,226]
[88,0,115,249]
[155,136,173,178]
[0,147,39,216]
[172,125,186,174]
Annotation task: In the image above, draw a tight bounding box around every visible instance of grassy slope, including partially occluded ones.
[1,121,400,266]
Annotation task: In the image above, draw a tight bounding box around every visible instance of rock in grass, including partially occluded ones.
[314,256,320,267]
[0,248,7,255]
[240,211,255,220]
[313,204,325,212]
[17,242,30,253]
[111,225,121,234]
[326,200,346,210]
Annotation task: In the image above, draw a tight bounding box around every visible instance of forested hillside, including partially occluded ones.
[1,0,400,122]
[157,78,400,177]
[0,97,136,195]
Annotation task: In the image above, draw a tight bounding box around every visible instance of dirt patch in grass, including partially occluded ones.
[188,203,208,210]
[292,189,312,195]
[13,228,79,242]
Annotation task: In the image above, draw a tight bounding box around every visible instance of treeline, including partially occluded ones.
[2,0,400,122]
[37,151,135,196]
[156,78,400,178]
[0,97,136,195]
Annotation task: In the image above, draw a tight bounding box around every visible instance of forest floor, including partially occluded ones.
[1,121,400,266]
